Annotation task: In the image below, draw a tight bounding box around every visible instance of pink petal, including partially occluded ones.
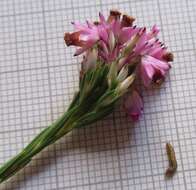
[151,25,160,36]
[74,42,94,56]
[140,38,160,55]
[140,55,170,86]
[98,25,108,42]
[80,26,97,34]
[99,12,108,29]
[119,27,138,44]
[99,12,106,23]
[147,25,160,39]
[99,40,109,55]
[80,32,99,42]
[150,47,166,59]
[110,20,121,37]
[124,90,143,121]
[134,31,147,54]
[111,47,119,59]
[107,46,119,62]
[74,47,87,56]
[145,55,170,72]
[140,60,155,87]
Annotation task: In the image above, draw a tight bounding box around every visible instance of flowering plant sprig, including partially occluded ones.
[0,10,173,183]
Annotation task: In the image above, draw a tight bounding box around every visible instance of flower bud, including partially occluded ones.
[81,48,98,73]
[117,66,128,82]
[108,31,116,51]
[116,74,135,95]
[107,61,118,87]
[118,57,127,70]
[124,90,143,121]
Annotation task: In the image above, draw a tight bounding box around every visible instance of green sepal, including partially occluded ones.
[107,61,118,89]
[76,105,115,127]
[79,64,109,103]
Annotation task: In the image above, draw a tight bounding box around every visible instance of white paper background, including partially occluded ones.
[0,0,196,189]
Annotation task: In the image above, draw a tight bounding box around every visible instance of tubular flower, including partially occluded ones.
[124,90,143,121]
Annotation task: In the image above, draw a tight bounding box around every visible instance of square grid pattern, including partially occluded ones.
[0,0,196,189]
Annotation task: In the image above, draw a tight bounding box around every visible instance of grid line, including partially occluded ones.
[0,0,196,189]
[157,0,188,189]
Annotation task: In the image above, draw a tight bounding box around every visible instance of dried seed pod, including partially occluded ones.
[162,52,174,62]
[107,9,121,23]
[165,143,177,178]
[121,14,135,27]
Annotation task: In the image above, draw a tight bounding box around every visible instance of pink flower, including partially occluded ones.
[63,10,174,124]
[147,25,160,39]
[64,10,174,122]
[118,26,138,44]
[64,21,100,56]
[65,11,173,88]
[65,10,138,60]
[124,90,143,121]
[140,55,171,87]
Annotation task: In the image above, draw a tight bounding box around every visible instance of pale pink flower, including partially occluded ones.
[140,55,171,87]
[124,90,143,121]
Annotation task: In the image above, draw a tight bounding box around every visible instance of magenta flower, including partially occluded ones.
[124,90,143,121]
[64,21,99,56]
[64,10,174,120]
[140,55,171,87]
[65,10,137,60]
[97,11,137,62]
[125,25,173,87]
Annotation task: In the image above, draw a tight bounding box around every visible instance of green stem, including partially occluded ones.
[0,64,120,183]
[0,106,79,183]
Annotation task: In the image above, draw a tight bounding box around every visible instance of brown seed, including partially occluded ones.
[165,143,177,178]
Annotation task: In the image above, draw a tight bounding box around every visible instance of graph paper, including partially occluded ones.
[0,0,196,189]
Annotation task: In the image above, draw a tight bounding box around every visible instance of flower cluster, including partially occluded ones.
[0,10,174,184]
[65,10,173,121]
